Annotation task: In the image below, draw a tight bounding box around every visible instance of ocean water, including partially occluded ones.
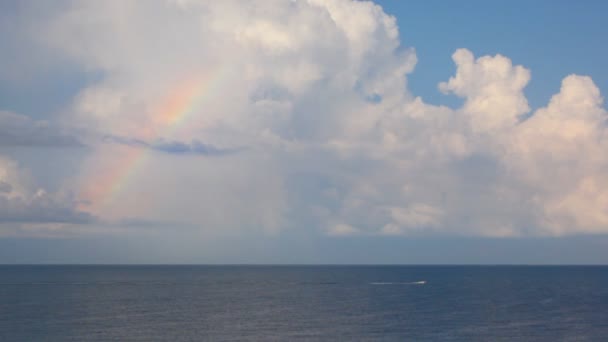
[1,266,607,341]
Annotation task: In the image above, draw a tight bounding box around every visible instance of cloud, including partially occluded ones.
[386,204,444,233]
[5,0,606,239]
[0,156,94,228]
[0,181,12,193]
[0,110,84,147]
[102,135,237,156]
[439,49,531,132]
[507,75,608,235]
[327,223,360,236]
[0,191,94,224]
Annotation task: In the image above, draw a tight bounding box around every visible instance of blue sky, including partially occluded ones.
[378,0,608,109]
[1,0,608,264]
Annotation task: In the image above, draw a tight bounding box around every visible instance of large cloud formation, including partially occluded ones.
[3,0,607,238]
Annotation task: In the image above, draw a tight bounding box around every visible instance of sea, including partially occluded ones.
[1,265,607,341]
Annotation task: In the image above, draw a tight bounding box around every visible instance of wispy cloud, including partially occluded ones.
[102,135,239,156]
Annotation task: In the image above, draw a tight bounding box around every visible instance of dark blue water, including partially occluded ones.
[1,266,607,341]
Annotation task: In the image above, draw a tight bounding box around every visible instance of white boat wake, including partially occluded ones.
[370,281,426,285]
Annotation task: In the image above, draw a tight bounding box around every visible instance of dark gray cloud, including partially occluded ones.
[0,110,84,147]
[103,135,238,156]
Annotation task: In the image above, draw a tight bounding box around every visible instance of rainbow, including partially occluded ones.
[80,67,231,212]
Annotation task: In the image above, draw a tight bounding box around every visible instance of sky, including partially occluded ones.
[1,0,608,264]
